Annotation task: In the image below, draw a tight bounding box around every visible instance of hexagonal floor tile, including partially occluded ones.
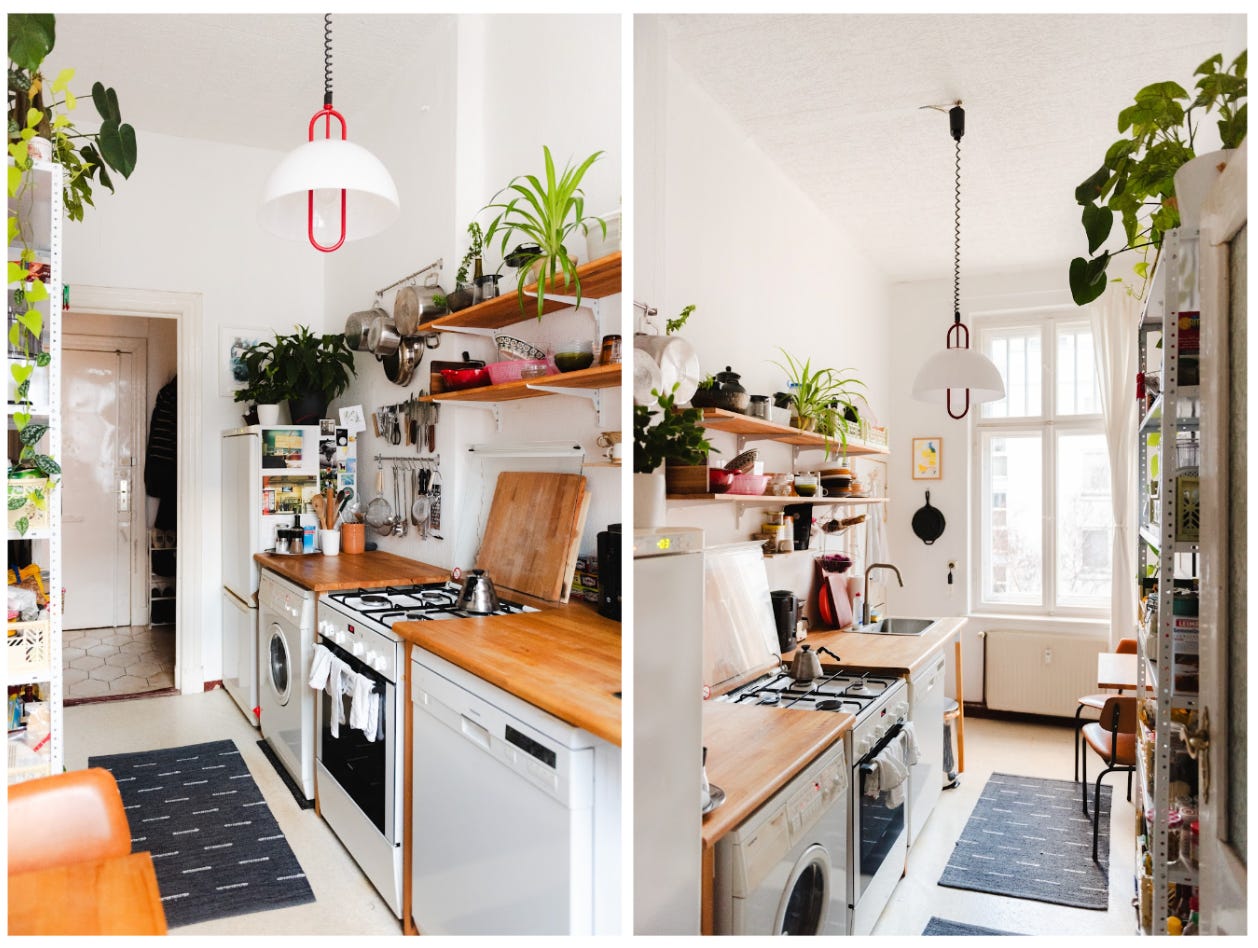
[104,651,135,667]
[111,675,150,693]
[69,654,105,671]
[90,663,125,682]
[76,636,103,651]
[86,643,119,658]
[62,666,89,684]
[69,678,110,699]
[128,661,163,679]
[102,633,133,646]
[147,670,175,687]
[119,641,148,655]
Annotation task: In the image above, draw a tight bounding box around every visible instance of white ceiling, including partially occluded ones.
[40,12,1246,285]
[660,13,1246,283]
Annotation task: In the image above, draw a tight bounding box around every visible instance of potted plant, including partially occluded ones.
[483,146,605,319]
[232,348,287,425]
[235,326,356,425]
[1069,51,1246,305]
[8,13,138,223]
[771,349,865,453]
[448,221,483,311]
[634,386,717,517]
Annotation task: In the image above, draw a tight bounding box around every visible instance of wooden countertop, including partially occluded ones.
[700,702,853,848]
[254,550,447,591]
[395,600,621,747]
[784,615,965,678]
[8,852,167,935]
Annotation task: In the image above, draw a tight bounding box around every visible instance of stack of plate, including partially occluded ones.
[633,332,700,405]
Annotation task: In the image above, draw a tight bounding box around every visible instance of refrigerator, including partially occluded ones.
[220,424,356,725]
[632,526,705,935]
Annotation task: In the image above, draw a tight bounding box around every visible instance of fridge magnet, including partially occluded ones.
[912,437,942,480]
[339,404,367,434]
[221,327,265,397]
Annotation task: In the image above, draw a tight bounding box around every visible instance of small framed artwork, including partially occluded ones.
[220,327,266,397]
[912,437,942,480]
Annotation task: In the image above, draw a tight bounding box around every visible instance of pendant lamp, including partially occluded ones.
[910,104,1005,419]
[259,14,399,252]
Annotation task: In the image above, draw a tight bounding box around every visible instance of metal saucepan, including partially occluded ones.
[345,302,387,351]
[415,271,448,326]
[382,336,425,386]
[368,312,402,358]
[364,466,394,535]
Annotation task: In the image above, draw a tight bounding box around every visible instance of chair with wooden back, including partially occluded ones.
[1073,636,1137,782]
[7,767,131,875]
[1080,695,1137,862]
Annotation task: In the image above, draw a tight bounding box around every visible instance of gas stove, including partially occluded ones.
[322,582,537,634]
[722,665,905,721]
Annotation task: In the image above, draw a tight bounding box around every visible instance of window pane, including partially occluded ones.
[1056,433,1112,608]
[981,326,1041,418]
[1057,323,1101,415]
[982,432,1042,603]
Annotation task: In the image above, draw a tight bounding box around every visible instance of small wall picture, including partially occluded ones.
[912,437,942,480]
[221,327,266,397]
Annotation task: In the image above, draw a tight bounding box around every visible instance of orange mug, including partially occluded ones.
[341,522,365,555]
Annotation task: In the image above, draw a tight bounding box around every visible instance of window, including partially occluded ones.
[974,316,1111,616]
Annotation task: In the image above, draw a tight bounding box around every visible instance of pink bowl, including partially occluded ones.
[728,473,771,495]
[708,468,735,494]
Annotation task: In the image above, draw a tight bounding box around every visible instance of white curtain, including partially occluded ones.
[1088,291,1139,648]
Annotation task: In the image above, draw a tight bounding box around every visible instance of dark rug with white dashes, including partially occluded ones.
[937,772,1111,910]
[923,917,1018,935]
[88,739,314,928]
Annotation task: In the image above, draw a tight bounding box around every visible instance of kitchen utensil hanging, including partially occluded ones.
[345,299,387,351]
[364,463,394,534]
[911,490,946,545]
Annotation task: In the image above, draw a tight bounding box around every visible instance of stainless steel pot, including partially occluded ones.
[455,568,500,615]
[414,272,449,327]
[368,312,401,358]
[382,337,424,386]
[345,303,386,351]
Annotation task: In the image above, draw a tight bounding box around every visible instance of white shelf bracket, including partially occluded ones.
[434,325,497,340]
[437,400,503,432]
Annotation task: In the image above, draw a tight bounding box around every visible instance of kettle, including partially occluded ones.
[788,643,822,682]
[455,569,500,615]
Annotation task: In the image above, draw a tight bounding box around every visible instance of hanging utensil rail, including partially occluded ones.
[376,258,443,297]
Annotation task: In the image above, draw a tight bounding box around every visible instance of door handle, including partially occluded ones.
[117,477,129,512]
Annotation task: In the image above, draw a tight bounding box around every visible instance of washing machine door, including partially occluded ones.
[265,621,292,706]
[774,843,830,935]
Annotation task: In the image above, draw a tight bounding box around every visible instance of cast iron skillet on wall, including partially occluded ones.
[911,490,946,545]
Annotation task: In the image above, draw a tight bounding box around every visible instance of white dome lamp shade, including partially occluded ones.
[910,103,1005,419]
[259,15,399,253]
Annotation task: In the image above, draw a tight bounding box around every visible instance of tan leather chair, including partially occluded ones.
[1080,695,1137,863]
[8,768,131,875]
[1073,637,1137,782]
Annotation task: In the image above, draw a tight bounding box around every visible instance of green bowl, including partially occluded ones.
[555,351,595,372]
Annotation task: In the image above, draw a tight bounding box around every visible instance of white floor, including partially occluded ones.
[871,715,1138,936]
[64,688,401,936]
[66,693,1137,937]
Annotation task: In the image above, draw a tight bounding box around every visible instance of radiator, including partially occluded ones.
[983,629,1108,718]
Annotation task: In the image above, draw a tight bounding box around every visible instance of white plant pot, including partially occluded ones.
[1173,149,1235,230]
[256,403,281,426]
[633,471,667,530]
[583,210,622,261]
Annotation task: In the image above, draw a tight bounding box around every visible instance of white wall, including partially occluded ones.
[888,267,1108,701]
[325,14,623,577]
[637,21,893,608]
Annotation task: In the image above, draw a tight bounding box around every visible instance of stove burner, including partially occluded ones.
[816,698,843,711]
[757,693,781,706]
[846,683,875,697]
[358,594,391,606]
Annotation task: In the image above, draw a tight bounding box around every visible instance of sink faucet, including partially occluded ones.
[863,562,903,625]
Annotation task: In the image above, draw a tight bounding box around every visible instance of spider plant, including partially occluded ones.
[482,146,605,319]
[771,348,865,454]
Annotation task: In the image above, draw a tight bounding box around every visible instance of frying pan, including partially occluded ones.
[911,490,946,545]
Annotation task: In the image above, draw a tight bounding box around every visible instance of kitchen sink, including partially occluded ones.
[856,617,937,636]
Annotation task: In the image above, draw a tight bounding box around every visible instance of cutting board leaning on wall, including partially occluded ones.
[475,472,590,603]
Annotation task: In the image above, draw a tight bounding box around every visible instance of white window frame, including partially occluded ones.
[971,311,1111,619]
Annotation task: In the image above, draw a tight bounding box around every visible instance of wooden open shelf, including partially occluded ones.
[666,494,888,505]
[423,362,622,403]
[426,252,622,332]
[695,408,890,457]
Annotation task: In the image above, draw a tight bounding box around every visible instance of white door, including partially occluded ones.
[61,339,146,630]
[1197,173,1246,933]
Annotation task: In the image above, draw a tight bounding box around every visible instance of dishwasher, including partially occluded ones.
[907,651,947,847]
[410,646,611,935]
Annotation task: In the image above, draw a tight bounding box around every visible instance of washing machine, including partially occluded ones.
[714,739,849,935]
[258,569,317,800]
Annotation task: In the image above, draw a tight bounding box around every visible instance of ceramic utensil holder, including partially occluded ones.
[320,528,341,556]
[341,522,365,555]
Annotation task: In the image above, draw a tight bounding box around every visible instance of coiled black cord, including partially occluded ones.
[950,104,964,323]
[323,13,333,107]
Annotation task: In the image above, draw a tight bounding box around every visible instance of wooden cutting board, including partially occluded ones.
[476,472,589,602]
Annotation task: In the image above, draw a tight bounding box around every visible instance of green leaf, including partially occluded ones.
[35,352,51,368]
[1081,203,1113,254]
[32,454,61,477]
[8,496,27,511]
[97,119,137,178]
[16,380,29,402]
[8,215,19,245]
[23,279,48,303]
[52,67,75,94]
[1074,165,1109,205]
[8,323,21,348]
[15,516,29,537]
[19,424,47,446]
[7,14,56,73]
[8,261,27,285]
[10,363,33,386]
[64,88,76,112]
[8,164,22,198]
[17,308,43,338]
[92,82,122,123]
[1069,254,1110,306]
[13,412,31,429]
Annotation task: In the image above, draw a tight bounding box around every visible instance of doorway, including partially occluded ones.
[60,313,178,703]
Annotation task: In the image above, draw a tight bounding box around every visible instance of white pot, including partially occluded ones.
[583,210,622,261]
[1173,149,1235,230]
[633,471,667,530]
[256,403,281,426]
[27,136,52,163]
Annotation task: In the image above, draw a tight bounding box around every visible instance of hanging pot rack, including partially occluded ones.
[376,258,444,297]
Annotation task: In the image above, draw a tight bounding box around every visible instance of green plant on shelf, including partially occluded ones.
[633,386,715,473]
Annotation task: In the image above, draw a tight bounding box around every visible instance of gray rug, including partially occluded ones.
[924,917,1018,935]
[937,772,1111,910]
[88,739,314,928]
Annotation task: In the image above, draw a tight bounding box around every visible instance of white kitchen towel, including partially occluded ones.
[366,685,382,742]
[325,657,353,738]
[349,673,373,735]
[308,644,333,691]
[863,728,919,808]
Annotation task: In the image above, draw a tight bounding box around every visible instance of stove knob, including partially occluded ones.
[372,655,387,672]
[333,630,345,645]
[352,641,365,657]
[857,737,870,756]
